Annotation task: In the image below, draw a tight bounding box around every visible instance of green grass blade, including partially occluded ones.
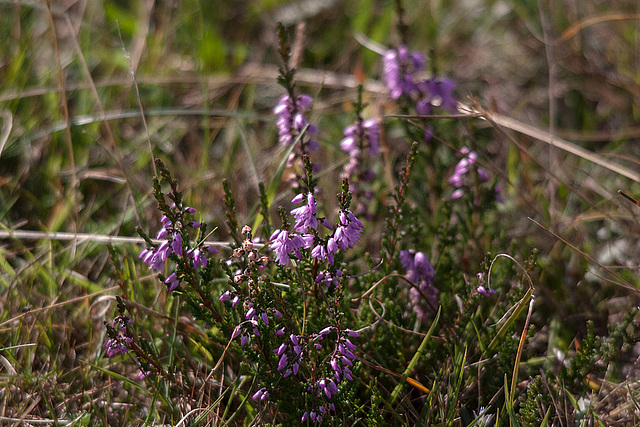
[389,306,440,404]
[90,363,152,396]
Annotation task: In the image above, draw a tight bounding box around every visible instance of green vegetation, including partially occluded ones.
[1,0,640,425]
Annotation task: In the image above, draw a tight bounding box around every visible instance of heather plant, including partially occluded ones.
[2,0,640,426]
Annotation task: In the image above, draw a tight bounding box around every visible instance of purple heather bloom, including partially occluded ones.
[276,343,287,356]
[334,211,364,252]
[137,369,151,380]
[164,272,180,291]
[270,229,306,266]
[340,118,380,157]
[171,232,183,256]
[319,326,333,335]
[416,78,457,114]
[190,248,208,269]
[278,353,288,371]
[231,295,241,308]
[344,329,359,337]
[451,188,465,200]
[315,269,342,288]
[156,228,169,240]
[252,387,268,401]
[477,286,497,297]
[274,94,318,148]
[448,147,503,203]
[401,250,439,319]
[311,244,331,264]
[105,336,132,358]
[320,218,333,231]
[382,45,425,99]
[231,326,241,339]
[291,193,318,232]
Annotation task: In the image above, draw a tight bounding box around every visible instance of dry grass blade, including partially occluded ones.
[618,190,640,207]
[460,104,640,183]
[558,13,640,42]
[528,217,639,294]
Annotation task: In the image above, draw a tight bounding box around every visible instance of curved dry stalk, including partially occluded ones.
[528,217,640,294]
[460,104,640,184]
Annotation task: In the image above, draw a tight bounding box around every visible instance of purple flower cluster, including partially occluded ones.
[311,210,364,265]
[382,46,458,117]
[340,119,380,162]
[301,402,336,423]
[270,193,363,267]
[220,225,282,347]
[105,315,133,358]
[252,387,270,402]
[233,301,283,347]
[315,269,343,289]
[139,204,218,291]
[476,272,496,297]
[270,229,312,266]
[301,327,359,423]
[400,250,438,319]
[339,118,381,219]
[448,147,503,203]
[290,193,319,232]
[275,334,306,378]
[274,93,319,171]
[382,45,425,99]
[416,78,457,114]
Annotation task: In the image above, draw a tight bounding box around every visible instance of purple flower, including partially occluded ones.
[340,118,381,182]
[340,118,380,158]
[477,286,497,297]
[270,229,305,266]
[315,269,342,288]
[290,193,318,233]
[274,94,318,148]
[252,387,268,401]
[189,247,208,269]
[400,250,439,319]
[334,211,364,252]
[105,336,132,358]
[382,45,425,99]
[448,147,502,203]
[164,272,180,291]
[416,78,457,114]
[278,353,288,371]
[171,232,183,256]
